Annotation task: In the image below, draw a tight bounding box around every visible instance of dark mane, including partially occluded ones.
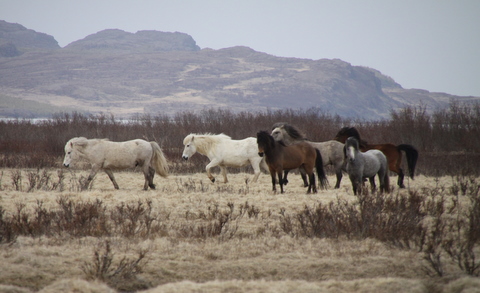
[336,127,368,147]
[345,136,359,149]
[257,131,274,148]
[257,130,286,149]
[272,122,307,141]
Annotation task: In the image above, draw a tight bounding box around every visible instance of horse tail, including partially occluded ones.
[315,149,329,189]
[397,144,418,179]
[150,142,169,177]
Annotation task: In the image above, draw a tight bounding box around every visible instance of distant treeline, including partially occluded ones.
[0,101,479,176]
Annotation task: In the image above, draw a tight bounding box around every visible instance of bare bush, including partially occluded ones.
[81,240,149,291]
[1,102,479,175]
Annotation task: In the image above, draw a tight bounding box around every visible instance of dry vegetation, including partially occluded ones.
[1,103,480,292]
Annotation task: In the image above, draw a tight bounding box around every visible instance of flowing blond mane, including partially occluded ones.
[183,133,231,154]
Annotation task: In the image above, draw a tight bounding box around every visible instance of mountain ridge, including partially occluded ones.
[0,20,478,119]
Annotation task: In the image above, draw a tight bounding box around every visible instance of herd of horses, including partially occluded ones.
[63,124,418,195]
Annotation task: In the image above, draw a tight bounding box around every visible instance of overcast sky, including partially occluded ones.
[1,0,479,97]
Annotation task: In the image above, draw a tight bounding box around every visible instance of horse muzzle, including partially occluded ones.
[258,152,264,157]
[63,163,70,168]
[182,155,189,161]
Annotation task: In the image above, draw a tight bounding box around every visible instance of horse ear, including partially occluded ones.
[191,136,194,142]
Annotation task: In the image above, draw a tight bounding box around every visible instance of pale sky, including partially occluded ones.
[1,0,479,97]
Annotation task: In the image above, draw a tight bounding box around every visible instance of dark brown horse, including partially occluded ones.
[257,131,328,194]
[334,127,418,188]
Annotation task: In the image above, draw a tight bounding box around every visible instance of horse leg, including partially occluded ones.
[378,167,389,193]
[389,158,405,188]
[145,166,156,190]
[396,168,405,188]
[251,160,261,183]
[349,176,358,195]
[205,160,220,183]
[104,169,120,190]
[383,170,390,193]
[282,170,289,185]
[220,166,228,183]
[357,179,363,195]
[369,176,376,193]
[270,171,277,193]
[307,172,317,194]
[278,171,285,193]
[83,167,100,190]
[334,164,343,189]
[299,169,308,187]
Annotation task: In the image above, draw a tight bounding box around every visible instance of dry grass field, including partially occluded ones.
[1,168,480,293]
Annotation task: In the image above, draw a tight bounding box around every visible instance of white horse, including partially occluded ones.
[271,123,344,188]
[182,133,268,183]
[344,137,390,195]
[63,137,169,190]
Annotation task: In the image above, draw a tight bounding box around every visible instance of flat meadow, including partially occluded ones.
[0,168,479,293]
[1,105,479,292]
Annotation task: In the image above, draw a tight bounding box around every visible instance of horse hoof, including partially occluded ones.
[211,178,215,183]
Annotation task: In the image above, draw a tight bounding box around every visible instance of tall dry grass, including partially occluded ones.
[0,170,479,292]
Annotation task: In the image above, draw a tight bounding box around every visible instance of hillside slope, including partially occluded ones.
[0,21,478,119]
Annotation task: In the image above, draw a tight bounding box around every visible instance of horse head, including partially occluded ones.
[345,137,360,163]
[257,131,274,157]
[271,123,306,143]
[334,127,362,144]
[271,127,285,142]
[63,137,88,167]
[182,135,197,160]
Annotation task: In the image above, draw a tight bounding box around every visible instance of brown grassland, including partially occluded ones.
[0,104,480,292]
[0,171,479,293]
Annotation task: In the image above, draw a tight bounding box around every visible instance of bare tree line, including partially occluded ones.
[0,101,479,175]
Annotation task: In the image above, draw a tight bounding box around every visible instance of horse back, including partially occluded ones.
[281,142,316,170]
[101,139,152,168]
[363,150,387,176]
[363,143,400,162]
[311,140,344,165]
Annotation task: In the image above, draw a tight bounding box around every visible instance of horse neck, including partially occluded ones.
[74,140,94,158]
[283,135,300,145]
[264,141,283,160]
[193,137,215,155]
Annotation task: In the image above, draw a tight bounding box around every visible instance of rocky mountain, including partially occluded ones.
[0,20,478,119]
[64,29,200,52]
[0,20,59,57]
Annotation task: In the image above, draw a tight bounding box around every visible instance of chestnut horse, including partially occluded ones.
[271,122,345,188]
[257,131,328,194]
[334,127,418,188]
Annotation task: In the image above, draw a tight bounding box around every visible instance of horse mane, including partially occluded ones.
[184,133,231,154]
[258,130,286,148]
[337,127,368,147]
[271,123,307,141]
[345,136,359,149]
